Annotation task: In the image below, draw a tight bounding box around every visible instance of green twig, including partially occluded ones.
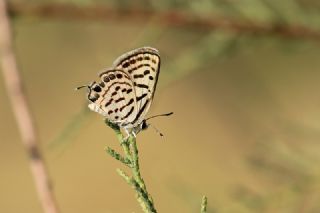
[105,119,157,213]
[201,196,208,213]
[105,120,132,161]
[105,147,132,167]
[116,168,155,213]
[105,119,207,213]
[131,179,156,213]
[116,168,131,184]
[129,136,147,191]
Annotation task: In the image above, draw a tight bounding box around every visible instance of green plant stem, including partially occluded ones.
[116,168,131,183]
[131,178,156,213]
[117,168,156,213]
[201,196,207,213]
[105,120,157,213]
[106,147,132,167]
[129,136,146,190]
[110,122,132,162]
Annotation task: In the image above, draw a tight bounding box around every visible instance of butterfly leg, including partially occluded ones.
[132,131,137,138]
[122,128,130,140]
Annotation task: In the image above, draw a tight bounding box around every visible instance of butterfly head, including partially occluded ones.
[131,120,148,136]
[76,82,98,103]
[140,120,149,131]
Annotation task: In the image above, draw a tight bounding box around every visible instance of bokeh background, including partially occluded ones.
[1,0,320,212]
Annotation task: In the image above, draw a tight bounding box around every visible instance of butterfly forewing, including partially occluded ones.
[84,47,161,130]
[112,47,160,126]
[87,69,138,125]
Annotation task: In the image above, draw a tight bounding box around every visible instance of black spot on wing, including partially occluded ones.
[103,82,131,95]
[127,98,134,105]
[136,93,147,102]
[144,70,150,75]
[115,97,125,103]
[123,62,130,68]
[126,88,133,94]
[135,84,149,89]
[115,49,160,70]
[105,98,113,107]
[133,74,144,79]
[109,74,116,80]
[133,99,149,123]
[120,98,134,112]
[122,106,134,119]
[103,76,110,83]
[130,63,156,72]
[130,59,136,64]
[141,63,151,68]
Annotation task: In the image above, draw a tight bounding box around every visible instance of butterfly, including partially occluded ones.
[78,47,172,137]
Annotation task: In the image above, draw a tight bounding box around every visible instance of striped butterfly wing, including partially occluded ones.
[87,69,138,126]
[112,47,160,126]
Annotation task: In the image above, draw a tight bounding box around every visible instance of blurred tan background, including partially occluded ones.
[1,0,320,212]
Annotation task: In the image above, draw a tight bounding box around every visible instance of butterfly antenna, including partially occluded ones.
[75,85,90,91]
[145,112,173,139]
[149,123,164,138]
[75,85,93,101]
[146,112,173,121]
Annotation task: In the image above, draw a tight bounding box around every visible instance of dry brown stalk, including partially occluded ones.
[0,0,60,213]
[6,2,320,41]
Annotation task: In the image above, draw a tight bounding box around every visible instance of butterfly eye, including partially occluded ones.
[93,85,102,92]
[141,120,148,130]
[109,74,116,80]
[116,73,123,79]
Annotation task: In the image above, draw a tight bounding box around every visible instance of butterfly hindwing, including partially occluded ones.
[112,47,160,126]
[88,69,138,125]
